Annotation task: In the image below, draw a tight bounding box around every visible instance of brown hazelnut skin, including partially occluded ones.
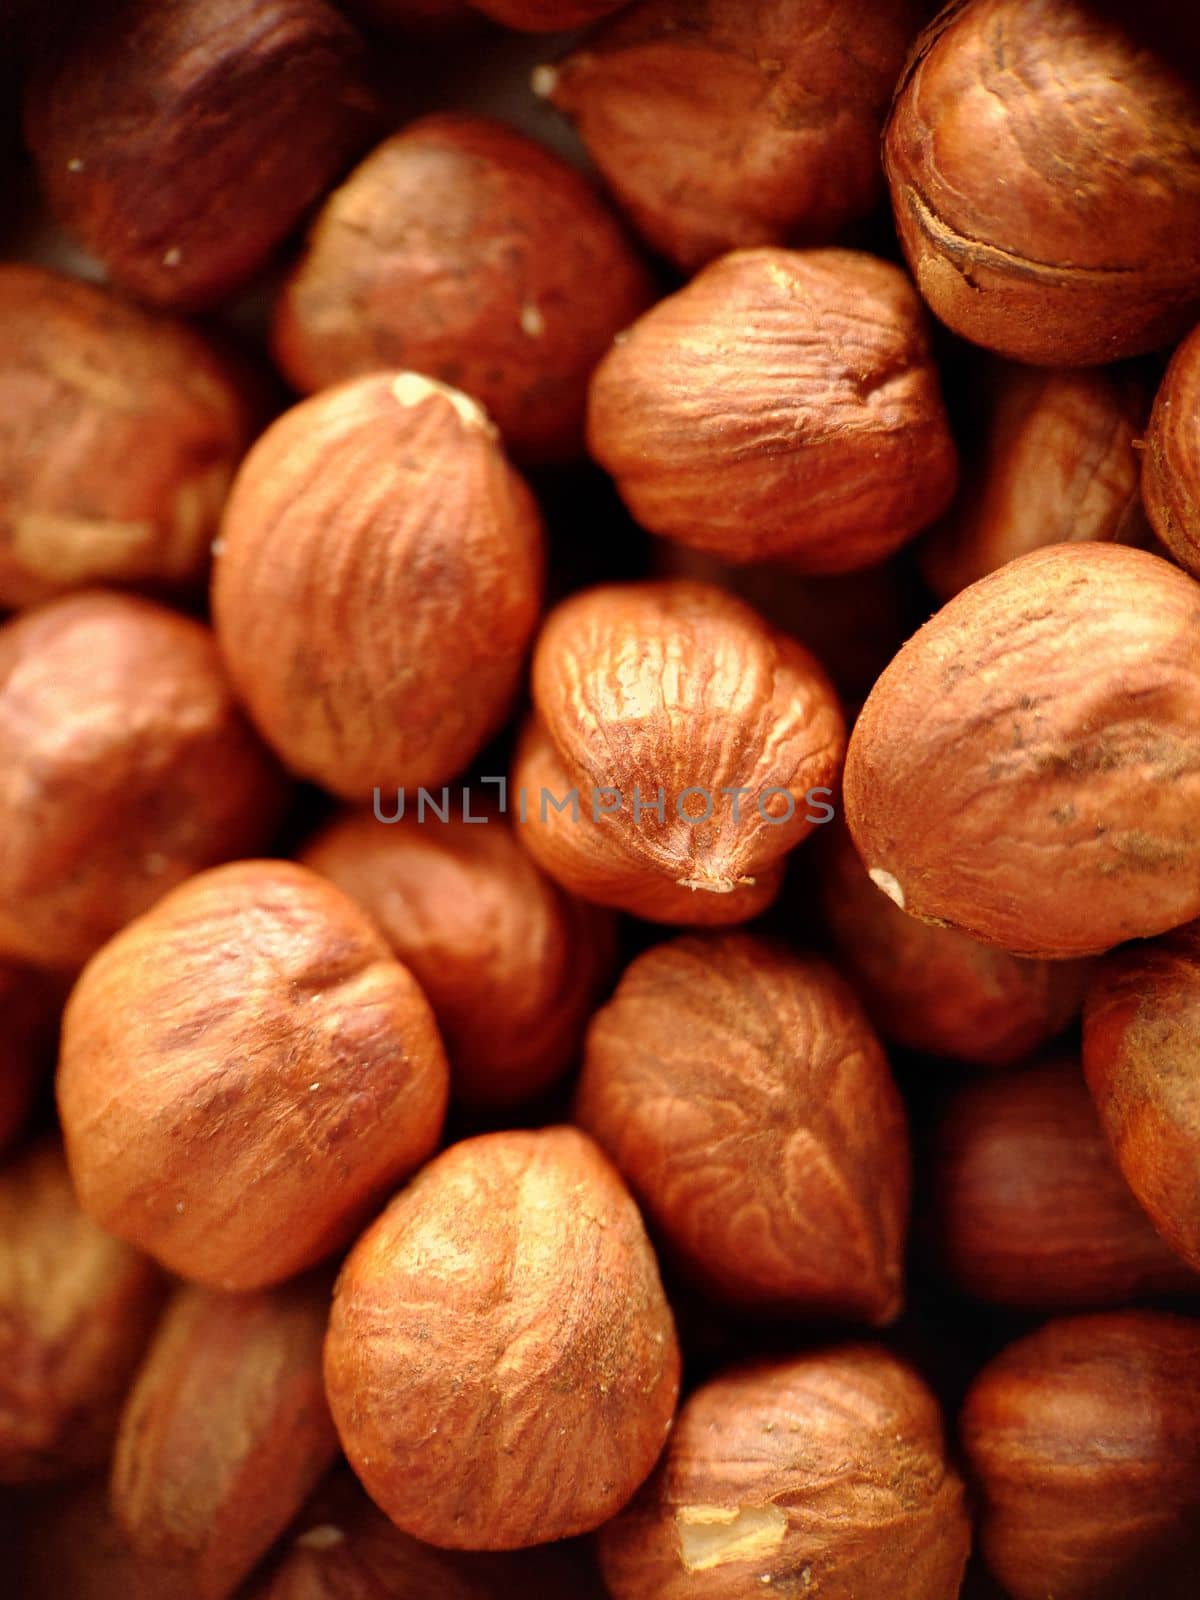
[844,543,1200,958]
[1083,919,1200,1274]
[0,590,286,973]
[884,0,1200,366]
[56,859,450,1291]
[212,372,545,799]
[22,0,378,311]
[466,0,625,28]
[961,1311,1200,1600]
[1143,323,1200,579]
[324,1126,681,1550]
[540,0,924,272]
[929,1056,1199,1310]
[0,962,62,1153]
[110,1279,339,1600]
[272,115,652,466]
[587,248,958,570]
[512,579,846,924]
[0,264,257,608]
[598,1348,971,1600]
[301,808,617,1109]
[576,933,910,1323]
[0,1139,163,1484]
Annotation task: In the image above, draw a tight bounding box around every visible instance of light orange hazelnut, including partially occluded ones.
[1143,322,1200,578]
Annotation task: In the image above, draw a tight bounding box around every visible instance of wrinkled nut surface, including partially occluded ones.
[598,1348,970,1600]
[23,0,378,309]
[0,264,256,609]
[213,372,544,799]
[1144,322,1200,578]
[0,590,285,972]
[57,859,450,1290]
[576,933,910,1322]
[844,544,1200,958]
[273,114,651,464]
[587,248,958,569]
[513,579,845,923]
[962,1311,1200,1600]
[111,1279,339,1600]
[0,1139,162,1484]
[302,808,616,1108]
[884,0,1200,364]
[325,1126,681,1549]
[540,0,922,271]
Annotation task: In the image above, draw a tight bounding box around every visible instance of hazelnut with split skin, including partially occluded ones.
[1143,322,1200,579]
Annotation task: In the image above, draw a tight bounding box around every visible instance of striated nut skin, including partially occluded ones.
[816,820,1090,1065]
[884,0,1200,365]
[0,1139,163,1484]
[0,590,286,973]
[1144,323,1200,579]
[962,1311,1200,1600]
[22,0,378,310]
[540,0,923,272]
[111,1279,339,1600]
[0,264,257,609]
[57,859,450,1290]
[587,248,958,569]
[576,933,910,1322]
[599,1349,970,1600]
[302,808,617,1109]
[512,579,845,924]
[213,372,544,799]
[1083,919,1200,1273]
[844,543,1200,958]
[325,1126,681,1550]
[921,361,1150,601]
[0,962,62,1153]
[466,0,625,28]
[272,115,652,465]
[929,1056,1199,1310]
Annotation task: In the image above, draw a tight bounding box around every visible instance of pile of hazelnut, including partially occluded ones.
[4,1,1200,1596]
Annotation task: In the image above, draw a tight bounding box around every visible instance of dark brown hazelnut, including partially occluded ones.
[1143,322,1200,579]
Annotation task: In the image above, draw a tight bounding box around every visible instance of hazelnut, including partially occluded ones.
[1083,918,1200,1273]
[816,819,1091,1066]
[576,933,910,1321]
[57,859,450,1290]
[928,1056,1198,1310]
[111,1279,339,1600]
[512,579,846,924]
[539,0,923,271]
[22,0,378,310]
[587,248,958,569]
[0,1139,163,1484]
[884,0,1200,365]
[0,962,62,1153]
[0,264,257,608]
[466,0,626,29]
[212,372,544,799]
[1143,322,1200,578]
[598,1348,971,1599]
[19,1479,185,1600]
[272,115,652,465]
[961,1311,1200,1600]
[324,1126,681,1549]
[844,543,1200,957]
[0,589,285,972]
[301,807,617,1109]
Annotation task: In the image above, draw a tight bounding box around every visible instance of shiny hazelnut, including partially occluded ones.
[844,543,1200,957]
[598,1348,971,1600]
[212,372,544,799]
[576,933,909,1321]
[272,115,652,465]
[587,248,958,569]
[467,0,625,28]
[962,1311,1200,1600]
[1143,322,1200,578]
[0,590,285,972]
[324,1126,681,1549]
[57,859,450,1290]
[0,962,62,1153]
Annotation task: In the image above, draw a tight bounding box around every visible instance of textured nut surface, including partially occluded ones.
[587,248,957,568]
[598,1349,970,1600]
[576,933,910,1321]
[273,114,651,464]
[844,543,1200,957]
[325,1126,680,1549]
[1144,323,1200,579]
[57,859,450,1289]
[213,372,544,799]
